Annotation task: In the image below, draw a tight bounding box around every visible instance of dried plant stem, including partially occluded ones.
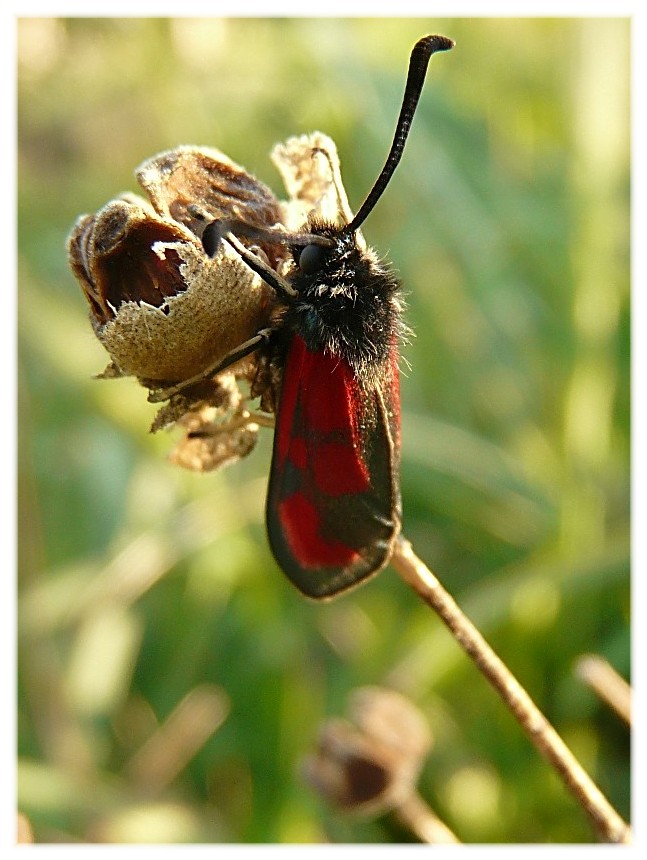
[395,790,461,844]
[391,537,631,844]
[575,654,631,726]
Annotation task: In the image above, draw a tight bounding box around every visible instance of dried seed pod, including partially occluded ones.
[137,146,286,274]
[302,686,433,817]
[67,147,284,385]
[349,685,432,764]
[68,135,350,471]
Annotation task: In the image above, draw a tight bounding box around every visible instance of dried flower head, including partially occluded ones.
[68,146,283,385]
[67,134,346,471]
[302,686,433,817]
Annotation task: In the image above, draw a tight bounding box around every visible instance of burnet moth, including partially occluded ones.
[199,34,454,598]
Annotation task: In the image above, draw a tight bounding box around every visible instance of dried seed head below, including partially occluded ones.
[302,686,433,817]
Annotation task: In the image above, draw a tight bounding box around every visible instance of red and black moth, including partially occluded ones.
[198,34,454,598]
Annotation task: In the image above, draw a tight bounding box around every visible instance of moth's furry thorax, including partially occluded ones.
[278,222,404,380]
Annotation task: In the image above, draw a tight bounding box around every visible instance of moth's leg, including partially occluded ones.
[223,233,298,298]
[148,329,272,403]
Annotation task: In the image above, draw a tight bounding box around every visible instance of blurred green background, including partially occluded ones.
[17,17,630,843]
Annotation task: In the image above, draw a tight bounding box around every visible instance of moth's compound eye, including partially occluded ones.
[297,243,328,275]
[201,220,223,257]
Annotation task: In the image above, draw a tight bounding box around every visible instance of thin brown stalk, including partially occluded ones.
[575,655,631,726]
[394,791,461,844]
[391,536,631,844]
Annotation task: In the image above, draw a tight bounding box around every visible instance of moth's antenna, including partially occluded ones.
[344,34,454,235]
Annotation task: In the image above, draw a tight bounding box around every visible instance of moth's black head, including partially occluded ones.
[290,222,347,281]
[294,242,329,275]
[289,226,370,311]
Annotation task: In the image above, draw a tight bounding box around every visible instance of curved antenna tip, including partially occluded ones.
[417,34,456,54]
[344,33,455,235]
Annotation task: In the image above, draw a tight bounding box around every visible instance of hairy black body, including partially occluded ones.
[277,222,403,381]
